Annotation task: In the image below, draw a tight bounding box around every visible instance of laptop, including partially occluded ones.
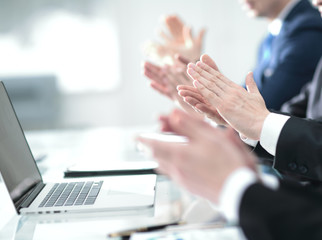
[0,81,156,215]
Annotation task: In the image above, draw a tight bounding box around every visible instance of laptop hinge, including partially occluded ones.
[16,182,46,211]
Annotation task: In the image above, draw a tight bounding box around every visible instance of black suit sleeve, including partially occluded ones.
[239,181,322,240]
[273,117,322,182]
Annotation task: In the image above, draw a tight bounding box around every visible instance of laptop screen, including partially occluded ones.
[0,82,42,202]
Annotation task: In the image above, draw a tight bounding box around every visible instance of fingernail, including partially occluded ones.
[187,63,195,69]
[196,61,204,67]
[187,68,195,76]
[193,80,199,88]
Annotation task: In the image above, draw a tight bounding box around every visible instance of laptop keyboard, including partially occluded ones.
[38,181,103,207]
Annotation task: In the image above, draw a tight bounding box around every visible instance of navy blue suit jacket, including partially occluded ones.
[253,0,322,110]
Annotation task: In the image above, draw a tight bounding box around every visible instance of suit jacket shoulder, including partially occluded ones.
[283,0,322,34]
[254,0,322,110]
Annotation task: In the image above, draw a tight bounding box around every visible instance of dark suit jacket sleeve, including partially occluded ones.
[273,117,322,182]
[239,180,322,240]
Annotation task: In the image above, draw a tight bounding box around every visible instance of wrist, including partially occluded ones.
[218,167,258,223]
[255,110,270,140]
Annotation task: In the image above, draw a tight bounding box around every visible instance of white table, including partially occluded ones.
[0,126,245,240]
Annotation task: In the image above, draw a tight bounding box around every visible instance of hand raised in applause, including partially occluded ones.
[143,55,202,117]
[186,54,270,140]
[143,15,205,65]
[177,54,227,125]
[137,109,257,203]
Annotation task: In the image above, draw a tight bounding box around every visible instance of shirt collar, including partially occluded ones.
[268,0,301,36]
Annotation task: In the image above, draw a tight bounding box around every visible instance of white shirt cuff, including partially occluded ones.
[259,113,290,156]
[261,172,279,190]
[239,134,258,147]
[218,167,257,223]
[218,168,280,224]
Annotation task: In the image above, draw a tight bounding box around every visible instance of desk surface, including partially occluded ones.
[0,126,245,240]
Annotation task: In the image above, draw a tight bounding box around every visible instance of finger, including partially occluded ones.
[158,29,173,44]
[165,15,185,41]
[165,72,182,89]
[187,65,225,98]
[178,89,205,103]
[168,68,188,86]
[182,96,203,108]
[166,109,214,141]
[195,61,220,78]
[158,115,174,132]
[144,62,163,77]
[192,79,223,109]
[144,61,162,72]
[144,69,160,82]
[150,81,172,99]
[195,103,218,117]
[194,61,236,90]
[180,71,193,83]
[194,104,226,125]
[183,26,193,44]
[177,84,199,92]
[173,57,187,70]
[144,68,165,84]
[200,54,219,71]
[175,54,190,65]
[245,72,260,94]
[136,137,174,168]
[182,96,210,116]
[177,72,190,84]
[194,61,222,84]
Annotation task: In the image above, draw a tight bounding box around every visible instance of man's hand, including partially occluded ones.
[143,15,205,65]
[176,54,226,125]
[187,54,270,140]
[177,85,227,126]
[143,60,202,117]
[137,109,257,203]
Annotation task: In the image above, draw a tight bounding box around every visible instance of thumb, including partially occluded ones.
[200,54,219,71]
[245,72,260,94]
[175,54,190,65]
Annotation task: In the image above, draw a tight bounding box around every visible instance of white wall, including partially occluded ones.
[56,0,268,128]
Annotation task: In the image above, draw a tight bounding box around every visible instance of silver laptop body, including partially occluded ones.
[0,81,156,215]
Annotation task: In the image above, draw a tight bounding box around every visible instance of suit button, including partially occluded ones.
[288,162,297,170]
[299,165,308,174]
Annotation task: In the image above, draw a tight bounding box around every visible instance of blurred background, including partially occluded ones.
[0,0,267,131]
